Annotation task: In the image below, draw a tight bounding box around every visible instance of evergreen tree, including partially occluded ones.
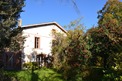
[0,0,25,52]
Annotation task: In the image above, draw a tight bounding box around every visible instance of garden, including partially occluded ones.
[0,0,122,81]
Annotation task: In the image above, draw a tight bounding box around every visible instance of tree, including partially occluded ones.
[0,0,25,80]
[0,0,25,52]
[98,0,122,27]
[97,0,122,44]
[87,0,122,69]
[52,20,91,81]
[97,0,122,43]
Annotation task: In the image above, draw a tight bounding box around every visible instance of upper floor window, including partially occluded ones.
[34,37,40,49]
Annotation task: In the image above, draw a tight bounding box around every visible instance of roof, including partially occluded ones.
[21,22,67,33]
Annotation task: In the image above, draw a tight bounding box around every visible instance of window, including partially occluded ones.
[34,37,40,48]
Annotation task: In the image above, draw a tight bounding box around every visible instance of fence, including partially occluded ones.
[3,51,22,70]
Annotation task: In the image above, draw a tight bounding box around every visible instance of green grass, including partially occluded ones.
[5,68,64,81]
[3,67,122,81]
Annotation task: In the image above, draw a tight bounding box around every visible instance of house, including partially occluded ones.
[21,22,67,65]
[1,21,67,70]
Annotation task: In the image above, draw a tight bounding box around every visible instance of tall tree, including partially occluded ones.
[97,0,122,42]
[98,0,122,27]
[87,0,122,69]
[0,0,25,52]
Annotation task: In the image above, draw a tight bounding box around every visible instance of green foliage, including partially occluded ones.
[52,20,91,81]
[85,0,122,69]
[0,68,18,81]
[52,32,67,70]
[102,69,122,81]
[83,0,122,80]
[86,26,122,69]
[0,0,25,52]
[97,0,122,53]
[3,68,64,81]
[98,0,122,26]
[83,67,122,81]
[23,62,39,70]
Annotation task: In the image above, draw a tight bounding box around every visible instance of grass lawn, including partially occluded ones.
[5,68,64,81]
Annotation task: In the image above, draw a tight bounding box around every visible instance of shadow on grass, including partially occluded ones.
[30,66,64,81]
[31,66,39,81]
[30,65,45,81]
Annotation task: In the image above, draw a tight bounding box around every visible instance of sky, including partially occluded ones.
[21,0,107,30]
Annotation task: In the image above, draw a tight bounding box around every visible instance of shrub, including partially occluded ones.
[23,62,39,70]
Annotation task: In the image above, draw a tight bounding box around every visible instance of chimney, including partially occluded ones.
[18,19,22,27]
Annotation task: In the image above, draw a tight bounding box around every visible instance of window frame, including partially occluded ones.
[34,37,40,49]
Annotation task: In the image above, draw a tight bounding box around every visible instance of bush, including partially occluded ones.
[23,62,39,70]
